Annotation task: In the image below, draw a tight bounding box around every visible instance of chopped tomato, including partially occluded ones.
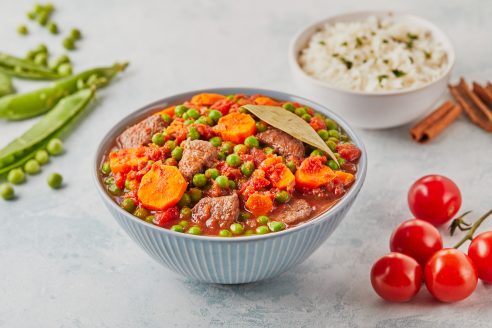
[337,143,361,162]
[216,161,242,180]
[239,169,270,199]
[259,156,295,190]
[309,116,326,131]
[250,147,267,167]
[153,207,180,227]
[194,123,214,140]
[211,99,235,115]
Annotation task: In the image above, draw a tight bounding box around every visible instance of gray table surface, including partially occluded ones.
[1,0,492,327]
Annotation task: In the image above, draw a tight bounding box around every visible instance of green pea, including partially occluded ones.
[150,132,164,146]
[240,161,255,177]
[244,229,254,236]
[180,207,192,220]
[99,162,110,175]
[24,159,41,175]
[325,119,338,130]
[35,43,48,54]
[187,226,202,235]
[329,130,340,139]
[34,53,48,66]
[264,147,275,155]
[244,136,259,148]
[230,223,244,235]
[302,113,312,122]
[183,119,194,125]
[215,175,229,188]
[17,24,29,35]
[275,191,290,203]
[145,215,155,224]
[47,21,58,34]
[37,11,49,25]
[188,127,200,140]
[178,193,191,207]
[226,154,241,167]
[26,50,37,61]
[205,168,219,180]
[286,160,296,173]
[104,176,115,185]
[255,121,268,132]
[239,211,251,221]
[282,103,296,112]
[238,107,248,114]
[192,173,207,187]
[175,105,187,117]
[228,180,236,189]
[70,28,82,40]
[268,221,286,232]
[47,138,63,155]
[326,140,337,152]
[0,183,15,200]
[164,140,175,151]
[171,146,183,161]
[255,225,270,235]
[7,168,25,185]
[121,198,136,212]
[161,113,172,124]
[134,207,151,220]
[340,134,349,142]
[34,150,50,165]
[189,188,203,203]
[328,137,339,144]
[318,129,330,141]
[187,108,200,119]
[328,160,339,170]
[57,63,72,76]
[208,110,222,122]
[27,11,36,20]
[257,215,269,225]
[209,136,222,147]
[337,156,346,166]
[219,229,232,237]
[179,220,190,228]
[220,142,233,154]
[62,37,75,50]
[124,179,133,190]
[217,151,226,161]
[233,144,248,154]
[195,117,207,125]
[107,183,122,196]
[295,107,307,116]
[310,149,324,157]
[171,225,184,233]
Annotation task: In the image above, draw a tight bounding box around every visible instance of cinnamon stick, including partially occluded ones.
[449,78,492,132]
[472,82,492,108]
[410,101,462,143]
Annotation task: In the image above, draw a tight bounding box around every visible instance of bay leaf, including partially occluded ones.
[242,104,338,164]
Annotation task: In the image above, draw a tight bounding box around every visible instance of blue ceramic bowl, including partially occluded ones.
[94,88,367,284]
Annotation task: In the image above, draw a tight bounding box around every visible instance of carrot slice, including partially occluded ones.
[109,147,149,174]
[295,156,335,189]
[158,106,175,117]
[334,171,355,186]
[246,193,273,216]
[137,162,188,210]
[254,96,280,106]
[191,93,226,106]
[213,112,256,143]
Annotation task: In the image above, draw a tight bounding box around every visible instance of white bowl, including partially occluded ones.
[288,11,455,129]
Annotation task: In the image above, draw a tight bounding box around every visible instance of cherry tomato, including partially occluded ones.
[468,231,492,283]
[390,219,443,267]
[408,175,461,226]
[424,248,477,302]
[371,252,422,302]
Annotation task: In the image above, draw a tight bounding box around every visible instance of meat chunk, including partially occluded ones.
[272,199,312,225]
[117,114,168,149]
[256,128,305,162]
[178,140,217,180]
[192,193,240,229]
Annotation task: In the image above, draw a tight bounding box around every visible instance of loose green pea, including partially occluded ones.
[47,138,63,155]
[318,129,330,141]
[286,161,296,173]
[161,113,172,124]
[256,225,270,235]
[326,140,337,152]
[205,168,219,180]
[124,179,133,190]
[180,207,192,220]
[283,103,296,112]
[256,121,268,132]
[171,225,185,233]
[230,223,244,235]
[187,226,202,235]
[34,150,50,165]
[215,175,229,188]
[221,142,233,154]
[328,130,340,139]
[219,229,232,237]
[240,161,255,177]
[121,198,136,212]
[257,215,269,225]
[57,63,72,76]
[165,140,176,151]
[134,207,151,220]
[233,144,248,155]
[0,183,15,200]
[179,220,190,228]
[226,154,241,167]
[26,50,37,61]
[228,180,236,189]
[183,119,194,125]
[7,168,25,185]
[328,160,339,170]
[208,110,222,122]
[37,11,49,25]
[100,162,111,175]
[302,113,312,122]
[311,149,324,157]
[175,105,187,117]
[152,133,165,146]
[217,151,226,161]
[268,221,286,232]
[244,229,254,236]
[209,136,222,147]
[47,21,58,34]
[107,183,122,196]
[171,146,183,161]
[178,193,191,208]
[189,188,203,202]
[244,136,259,148]
[187,108,200,119]
[295,107,307,116]
[27,11,36,20]
[195,117,207,125]
[192,173,207,187]
[188,127,200,140]
[62,37,75,50]
[17,24,29,35]
[264,147,275,155]
[70,28,82,40]
[275,191,290,203]
[35,43,48,54]
[34,53,48,66]
[325,119,338,130]
[24,159,41,175]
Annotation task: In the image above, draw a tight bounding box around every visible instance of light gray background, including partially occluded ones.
[1,0,492,327]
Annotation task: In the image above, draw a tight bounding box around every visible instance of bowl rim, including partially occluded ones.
[93,87,367,242]
[288,10,456,96]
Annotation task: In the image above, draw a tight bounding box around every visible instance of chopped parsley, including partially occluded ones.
[424,51,432,59]
[382,39,389,44]
[356,37,363,47]
[319,41,326,46]
[377,74,389,84]
[407,32,419,40]
[392,69,406,78]
[409,56,414,64]
[383,59,389,64]
[340,57,353,70]
[341,41,348,47]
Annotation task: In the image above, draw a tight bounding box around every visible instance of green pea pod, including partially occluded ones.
[0,52,61,80]
[0,62,128,121]
[0,88,95,174]
[0,71,15,97]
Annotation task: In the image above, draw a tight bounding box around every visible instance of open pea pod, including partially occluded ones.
[0,62,128,121]
[0,52,61,80]
[0,88,95,174]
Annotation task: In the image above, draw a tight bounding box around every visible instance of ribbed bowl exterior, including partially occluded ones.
[94,88,367,284]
